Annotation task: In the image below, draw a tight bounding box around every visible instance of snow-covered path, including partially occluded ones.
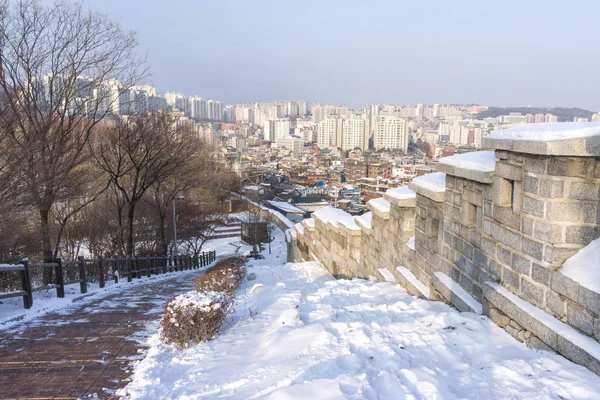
[121,235,600,400]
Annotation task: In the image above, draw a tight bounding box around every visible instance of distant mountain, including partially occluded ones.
[477,107,595,121]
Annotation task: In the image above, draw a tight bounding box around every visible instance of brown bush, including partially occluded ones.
[160,291,230,349]
[192,257,246,295]
[160,257,247,349]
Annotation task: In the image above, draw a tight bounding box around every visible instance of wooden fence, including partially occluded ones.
[0,251,216,309]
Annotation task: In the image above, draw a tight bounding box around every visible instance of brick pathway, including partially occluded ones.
[0,270,205,399]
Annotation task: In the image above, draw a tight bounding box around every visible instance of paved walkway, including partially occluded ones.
[0,270,205,399]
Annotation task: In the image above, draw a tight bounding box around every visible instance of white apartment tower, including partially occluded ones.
[317,118,341,149]
[374,116,408,152]
[341,118,366,151]
[273,119,290,139]
[264,119,290,141]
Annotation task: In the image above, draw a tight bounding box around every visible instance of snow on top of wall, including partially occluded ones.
[303,218,315,228]
[397,266,430,298]
[435,272,482,314]
[438,151,499,173]
[338,217,360,231]
[356,212,372,230]
[294,222,305,235]
[406,236,415,250]
[487,281,600,361]
[368,197,391,214]
[410,172,447,193]
[378,268,396,283]
[313,206,352,227]
[561,237,600,294]
[488,122,600,142]
[385,186,416,201]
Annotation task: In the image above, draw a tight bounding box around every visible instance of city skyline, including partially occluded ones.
[85,0,600,111]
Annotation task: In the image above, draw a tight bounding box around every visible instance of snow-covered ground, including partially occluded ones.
[120,231,600,399]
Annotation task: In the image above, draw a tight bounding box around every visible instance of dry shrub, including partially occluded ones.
[161,257,247,349]
[192,257,246,295]
[160,291,230,349]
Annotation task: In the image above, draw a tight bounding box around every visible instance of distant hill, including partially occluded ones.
[477,107,595,121]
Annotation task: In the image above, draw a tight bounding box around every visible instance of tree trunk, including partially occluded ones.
[40,206,54,284]
[127,205,135,257]
[158,212,168,256]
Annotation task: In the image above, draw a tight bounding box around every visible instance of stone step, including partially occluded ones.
[395,266,430,299]
[431,272,482,314]
[483,281,600,376]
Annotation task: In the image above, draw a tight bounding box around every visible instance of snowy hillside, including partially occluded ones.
[120,232,600,399]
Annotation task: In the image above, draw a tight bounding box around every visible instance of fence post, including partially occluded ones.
[98,256,105,289]
[55,258,65,298]
[20,259,32,309]
[128,257,133,282]
[161,257,166,274]
[146,257,151,278]
[202,252,206,267]
[194,255,199,269]
[135,257,142,279]
[78,256,87,294]
[114,259,119,284]
[212,251,216,262]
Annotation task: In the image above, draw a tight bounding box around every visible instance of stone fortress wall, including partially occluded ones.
[290,123,600,375]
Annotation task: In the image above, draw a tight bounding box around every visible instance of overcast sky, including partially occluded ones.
[86,0,600,111]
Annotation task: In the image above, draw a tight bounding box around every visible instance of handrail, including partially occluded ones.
[0,251,217,309]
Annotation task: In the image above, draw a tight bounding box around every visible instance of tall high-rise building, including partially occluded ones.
[189,96,203,120]
[273,119,290,139]
[317,118,341,149]
[374,116,408,152]
[341,118,366,151]
[264,119,290,141]
[206,100,222,121]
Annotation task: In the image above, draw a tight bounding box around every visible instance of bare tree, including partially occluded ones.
[178,202,226,258]
[93,111,195,256]
[0,0,144,270]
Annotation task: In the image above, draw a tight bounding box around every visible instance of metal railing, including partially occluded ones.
[0,251,217,309]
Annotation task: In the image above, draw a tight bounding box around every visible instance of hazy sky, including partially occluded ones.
[85,0,600,110]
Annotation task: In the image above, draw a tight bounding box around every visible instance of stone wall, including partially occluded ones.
[290,124,600,374]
